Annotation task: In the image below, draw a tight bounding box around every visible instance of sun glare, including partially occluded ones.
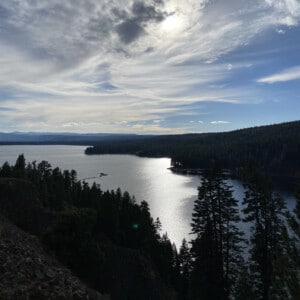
[161,15,182,32]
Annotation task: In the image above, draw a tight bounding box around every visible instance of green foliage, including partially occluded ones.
[14,154,26,178]
[242,167,294,300]
[285,184,300,299]
[234,266,256,300]
[0,161,12,177]
[43,207,102,282]
[190,222,225,300]
[0,155,26,178]
[190,164,244,300]
[178,239,192,300]
[291,185,300,238]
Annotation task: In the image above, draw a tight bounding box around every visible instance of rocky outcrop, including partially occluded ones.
[0,215,108,299]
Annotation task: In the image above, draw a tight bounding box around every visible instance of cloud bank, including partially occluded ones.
[0,0,300,133]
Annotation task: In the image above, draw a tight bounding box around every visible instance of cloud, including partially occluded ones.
[211,121,230,124]
[257,66,300,83]
[115,1,167,44]
[227,64,233,70]
[116,20,145,44]
[0,107,17,112]
[265,0,300,25]
[0,0,300,133]
[131,1,166,23]
[276,28,286,34]
[130,123,184,134]
[61,122,81,128]
[153,119,164,123]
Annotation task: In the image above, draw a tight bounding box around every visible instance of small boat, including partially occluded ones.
[99,172,108,177]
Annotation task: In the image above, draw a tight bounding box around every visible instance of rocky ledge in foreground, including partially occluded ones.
[0,215,108,300]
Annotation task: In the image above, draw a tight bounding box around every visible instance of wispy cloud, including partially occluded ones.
[211,121,230,124]
[265,0,300,25]
[257,66,300,83]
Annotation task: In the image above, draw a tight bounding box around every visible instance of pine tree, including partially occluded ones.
[154,217,162,233]
[190,221,224,300]
[242,167,290,300]
[290,185,300,238]
[178,239,192,300]
[0,161,12,177]
[285,184,300,299]
[190,164,244,300]
[14,154,26,177]
[234,266,256,300]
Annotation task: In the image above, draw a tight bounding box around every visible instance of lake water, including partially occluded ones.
[0,145,297,247]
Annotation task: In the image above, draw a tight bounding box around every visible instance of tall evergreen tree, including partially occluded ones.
[190,164,244,300]
[178,239,192,300]
[14,154,26,177]
[242,167,290,300]
[290,185,300,238]
[0,161,12,177]
[285,184,300,299]
[234,265,256,300]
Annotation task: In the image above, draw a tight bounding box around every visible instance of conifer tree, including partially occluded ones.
[234,266,256,300]
[154,217,162,233]
[291,185,300,238]
[242,167,290,300]
[178,239,192,300]
[0,161,12,177]
[190,164,244,300]
[285,185,300,299]
[14,154,26,177]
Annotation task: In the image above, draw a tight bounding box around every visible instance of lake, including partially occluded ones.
[0,145,297,247]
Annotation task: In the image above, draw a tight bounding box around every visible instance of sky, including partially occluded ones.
[0,0,300,134]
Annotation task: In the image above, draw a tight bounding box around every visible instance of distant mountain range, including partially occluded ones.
[0,132,142,144]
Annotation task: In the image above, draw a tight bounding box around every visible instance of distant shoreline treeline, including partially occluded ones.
[85,121,300,179]
[1,120,300,178]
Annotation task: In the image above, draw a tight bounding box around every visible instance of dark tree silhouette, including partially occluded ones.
[178,238,192,300]
[242,167,291,299]
[190,164,244,300]
[14,154,26,177]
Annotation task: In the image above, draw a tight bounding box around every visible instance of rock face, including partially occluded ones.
[0,215,108,300]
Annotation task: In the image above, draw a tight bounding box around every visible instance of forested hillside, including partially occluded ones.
[0,155,179,299]
[86,121,300,178]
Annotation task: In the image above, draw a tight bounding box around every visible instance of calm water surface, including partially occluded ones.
[0,145,297,246]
